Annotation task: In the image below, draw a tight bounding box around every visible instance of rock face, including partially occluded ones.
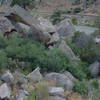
[59,40,76,60]
[0,16,15,35]
[45,72,75,90]
[27,67,43,82]
[89,61,100,77]
[1,70,14,83]
[0,83,11,99]
[57,19,75,38]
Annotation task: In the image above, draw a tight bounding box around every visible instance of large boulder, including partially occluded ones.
[89,61,100,77]
[1,70,14,83]
[45,72,75,90]
[0,16,15,35]
[0,83,11,99]
[56,19,75,38]
[27,67,43,83]
[59,40,76,60]
[5,5,36,26]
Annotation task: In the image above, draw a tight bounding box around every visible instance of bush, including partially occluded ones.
[27,90,36,100]
[73,7,81,14]
[0,50,7,69]
[91,79,98,89]
[0,35,90,80]
[72,18,78,25]
[87,90,100,100]
[51,10,62,25]
[74,80,88,95]
[71,31,98,64]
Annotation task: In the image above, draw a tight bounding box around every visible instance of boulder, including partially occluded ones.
[89,61,100,77]
[27,67,43,82]
[64,71,76,82]
[0,16,15,35]
[59,40,76,60]
[15,22,30,36]
[0,83,11,99]
[49,87,64,96]
[16,89,29,100]
[98,79,100,89]
[45,72,75,90]
[74,32,93,48]
[1,70,14,83]
[56,19,75,38]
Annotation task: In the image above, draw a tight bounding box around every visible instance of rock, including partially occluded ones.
[16,89,29,100]
[49,87,64,96]
[1,70,14,83]
[5,5,37,26]
[50,96,66,100]
[56,18,75,38]
[5,6,59,45]
[14,70,28,84]
[98,79,100,89]
[45,72,75,90]
[59,40,76,60]
[94,37,100,44]
[0,0,12,6]
[15,22,30,36]
[35,17,59,46]
[74,32,93,48]
[0,83,11,99]
[0,16,15,35]
[89,61,100,77]
[27,67,43,82]
[64,71,76,82]
[37,17,56,34]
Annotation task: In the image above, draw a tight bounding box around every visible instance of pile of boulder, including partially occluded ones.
[0,67,80,100]
[0,5,59,47]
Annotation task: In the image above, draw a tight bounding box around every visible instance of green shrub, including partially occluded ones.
[0,35,90,80]
[71,31,98,64]
[73,7,81,14]
[27,90,36,100]
[51,10,62,25]
[74,80,88,95]
[91,79,98,89]
[0,50,7,69]
[87,90,100,100]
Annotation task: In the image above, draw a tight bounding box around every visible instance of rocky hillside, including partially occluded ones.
[0,0,100,100]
